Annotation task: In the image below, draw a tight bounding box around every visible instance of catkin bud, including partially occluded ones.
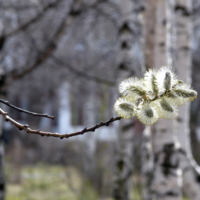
[114,97,135,119]
[114,66,197,125]
[157,98,178,119]
[136,102,159,125]
[119,78,146,100]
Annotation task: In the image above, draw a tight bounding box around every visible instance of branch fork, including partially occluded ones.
[0,99,121,139]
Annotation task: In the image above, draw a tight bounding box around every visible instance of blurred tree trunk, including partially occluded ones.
[0,91,6,200]
[143,0,200,199]
[142,126,154,200]
[152,0,182,199]
[143,0,182,199]
[173,0,200,199]
[191,0,200,166]
[113,121,135,200]
[142,0,156,199]
[113,0,135,197]
[0,72,7,200]
[112,0,144,199]
[0,115,5,200]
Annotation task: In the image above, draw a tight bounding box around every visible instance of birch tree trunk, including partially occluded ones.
[0,75,7,200]
[142,126,154,200]
[113,0,144,199]
[0,90,7,200]
[143,0,200,199]
[0,115,5,200]
[143,0,182,199]
[142,1,156,199]
[173,0,200,199]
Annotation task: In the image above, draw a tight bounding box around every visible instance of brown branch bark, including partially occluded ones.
[0,99,54,119]
[0,106,121,139]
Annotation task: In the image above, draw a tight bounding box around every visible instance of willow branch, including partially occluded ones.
[0,99,54,120]
[0,107,121,139]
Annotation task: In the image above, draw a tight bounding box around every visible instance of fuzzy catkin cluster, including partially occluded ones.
[114,66,197,125]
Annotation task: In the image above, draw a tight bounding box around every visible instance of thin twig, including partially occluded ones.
[0,99,54,120]
[0,108,121,139]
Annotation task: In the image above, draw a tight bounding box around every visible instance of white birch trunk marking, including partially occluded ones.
[113,0,144,199]
[150,0,182,199]
[174,0,200,199]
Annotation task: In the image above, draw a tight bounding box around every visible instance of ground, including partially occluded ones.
[5,163,189,200]
[5,164,102,200]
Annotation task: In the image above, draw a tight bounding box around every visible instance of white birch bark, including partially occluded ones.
[113,1,136,198]
[113,120,135,200]
[142,1,156,199]
[154,0,167,69]
[149,0,182,199]
[142,126,154,200]
[173,0,200,199]
[112,0,144,199]
[144,0,156,70]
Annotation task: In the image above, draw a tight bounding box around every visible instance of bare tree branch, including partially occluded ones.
[4,0,115,87]
[52,56,116,86]
[4,0,110,38]
[0,107,121,139]
[0,99,54,120]
[5,0,63,38]
[4,10,70,87]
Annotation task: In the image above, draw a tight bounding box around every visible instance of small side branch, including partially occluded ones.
[0,99,54,120]
[0,108,121,139]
